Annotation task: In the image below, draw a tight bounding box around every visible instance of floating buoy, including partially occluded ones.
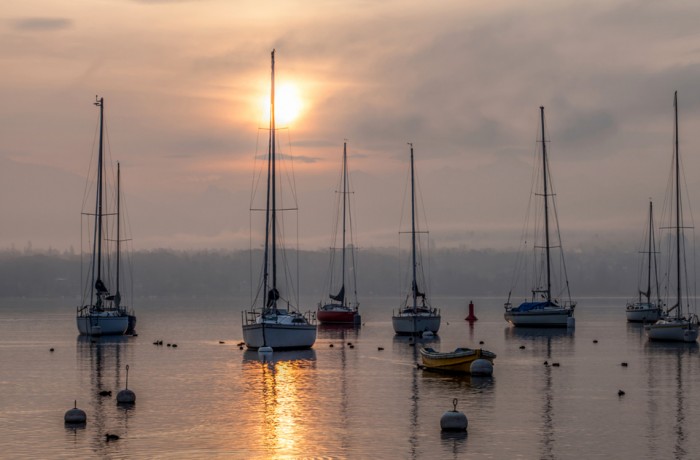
[172,344,178,348]
[519,345,526,349]
[105,433,120,442]
[98,390,112,397]
[64,400,87,425]
[470,359,493,376]
[347,342,353,346]
[378,347,384,351]
[618,389,625,397]
[552,362,560,367]
[479,341,484,345]
[116,365,136,405]
[167,343,171,347]
[621,362,628,367]
[567,317,576,328]
[593,339,598,344]
[349,344,355,349]
[543,360,549,366]
[50,348,55,352]
[441,398,468,432]
[258,346,273,355]
[329,344,334,348]
[422,331,434,338]
[239,346,244,350]
[219,341,225,344]
[465,300,478,322]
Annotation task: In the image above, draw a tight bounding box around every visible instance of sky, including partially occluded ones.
[2,0,700,252]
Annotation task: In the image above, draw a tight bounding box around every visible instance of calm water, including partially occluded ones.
[1,296,699,459]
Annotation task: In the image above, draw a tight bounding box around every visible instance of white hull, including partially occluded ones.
[504,309,573,327]
[646,318,699,342]
[626,304,662,323]
[242,323,316,350]
[76,314,129,336]
[392,314,441,335]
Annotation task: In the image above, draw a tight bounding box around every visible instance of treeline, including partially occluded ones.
[0,247,639,298]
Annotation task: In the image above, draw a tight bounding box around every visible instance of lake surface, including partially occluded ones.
[1,296,699,459]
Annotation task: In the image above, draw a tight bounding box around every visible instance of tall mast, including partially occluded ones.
[341,141,348,308]
[410,143,417,312]
[540,106,552,303]
[91,96,105,306]
[674,91,681,318]
[262,50,276,311]
[645,200,652,302]
[271,49,277,304]
[115,162,121,308]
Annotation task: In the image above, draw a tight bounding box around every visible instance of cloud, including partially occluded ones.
[12,17,73,31]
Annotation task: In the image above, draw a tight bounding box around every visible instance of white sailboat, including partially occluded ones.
[317,141,361,325]
[241,50,317,350]
[646,92,699,342]
[504,106,576,327]
[392,143,441,336]
[76,97,136,336]
[626,201,663,323]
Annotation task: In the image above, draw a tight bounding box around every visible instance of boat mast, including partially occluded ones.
[674,91,681,319]
[341,141,347,308]
[410,143,417,312]
[262,50,277,313]
[540,106,552,303]
[115,162,121,308]
[644,200,653,303]
[91,96,105,307]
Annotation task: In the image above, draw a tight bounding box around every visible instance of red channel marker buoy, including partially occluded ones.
[465,300,478,322]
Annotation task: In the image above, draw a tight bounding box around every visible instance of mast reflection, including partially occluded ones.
[241,350,317,456]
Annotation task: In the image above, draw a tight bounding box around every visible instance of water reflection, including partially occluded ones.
[643,342,698,458]
[75,335,132,455]
[241,350,317,457]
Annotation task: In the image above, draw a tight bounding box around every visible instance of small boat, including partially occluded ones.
[626,201,663,323]
[419,347,496,373]
[317,141,361,325]
[392,144,441,336]
[504,106,576,327]
[76,97,135,336]
[241,50,316,350]
[646,92,699,342]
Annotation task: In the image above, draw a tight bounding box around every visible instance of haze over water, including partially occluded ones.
[2,296,699,458]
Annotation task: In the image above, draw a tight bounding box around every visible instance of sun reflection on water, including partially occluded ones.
[241,350,317,458]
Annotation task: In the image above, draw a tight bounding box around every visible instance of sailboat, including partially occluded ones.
[646,91,699,342]
[392,143,441,336]
[317,141,361,325]
[504,106,576,327]
[76,97,136,336]
[626,201,663,322]
[241,50,317,350]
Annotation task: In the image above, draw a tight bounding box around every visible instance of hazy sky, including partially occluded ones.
[2,0,700,252]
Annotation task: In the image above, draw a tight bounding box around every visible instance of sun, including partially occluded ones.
[261,82,304,126]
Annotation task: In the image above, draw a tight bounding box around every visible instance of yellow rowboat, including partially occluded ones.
[419,347,496,373]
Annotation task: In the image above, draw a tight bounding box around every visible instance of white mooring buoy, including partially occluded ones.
[470,358,493,376]
[116,365,136,404]
[441,398,468,432]
[258,346,273,354]
[64,400,87,425]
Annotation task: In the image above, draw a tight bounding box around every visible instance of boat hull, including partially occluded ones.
[76,314,129,336]
[420,347,496,373]
[645,318,699,342]
[317,306,361,325]
[392,314,441,335]
[625,303,662,323]
[504,309,573,327]
[242,323,317,350]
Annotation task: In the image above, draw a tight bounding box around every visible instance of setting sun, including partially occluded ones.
[261,82,304,126]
